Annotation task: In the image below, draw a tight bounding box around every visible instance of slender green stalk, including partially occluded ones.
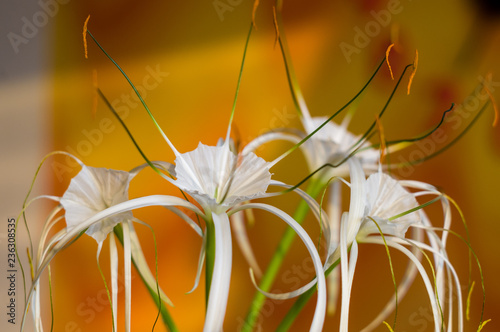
[241,180,324,331]
[96,257,115,332]
[225,23,253,141]
[205,216,216,306]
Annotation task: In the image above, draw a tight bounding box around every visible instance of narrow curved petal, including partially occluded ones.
[344,158,367,248]
[360,227,423,332]
[391,237,464,332]
[242,130,302,156]
[203,212,232,332]
[362,237,442,332]
[129,160,177,178]
[269,180,332,257]
[162,206,203,237]
[37,206,64,263]
[231,210,262,277]
[245,161,362,302]
[109,234,118,330]
[327,180,342,315]
[31,206,64,332]
[236,179,335,301]
[127,219,174,306]
[339,214,359,332]
[187,233,206,294]
[232,203,326,332]
[123,221,132,332]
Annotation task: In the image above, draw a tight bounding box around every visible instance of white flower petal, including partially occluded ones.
[231,210,262,277]
[360,227,424,332]
[109,234,118,330]
[60,166,133,244]
[232,203,326,332]
[203,212,233,332]
[392,237,464,332]
[174,143,271,212]
[187,233,206,294]
[344,158,367,246]
[327,180,342,315]
[339,213,359,332]
[303,117,379,177]
[359,172,420,238]
[269,180,332,257]
[242,130,302,156]
[122,219,174,308]
[123,221,132,332]
[362,237,442,332]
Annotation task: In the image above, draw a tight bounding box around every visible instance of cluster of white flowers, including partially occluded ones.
[16,5,486,332]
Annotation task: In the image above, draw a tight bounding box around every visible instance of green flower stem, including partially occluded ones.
[241,179,324,332]
[144,282,178,332]
[205,215,216,306]
[113,226,179,332]
[277,258,341,332]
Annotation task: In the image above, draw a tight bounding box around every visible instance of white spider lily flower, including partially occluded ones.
[240,87,379,316]
[302,116,380,179]
[173,141,272,214]
[357,171,421,239]
[23,159,182,332]
[169,139,327,332]
[340,164,463,332]
[241,114,379,315]
[252,157,462,332]
[62,163,181,332]
[22,193,204,332]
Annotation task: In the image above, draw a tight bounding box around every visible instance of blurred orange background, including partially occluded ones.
[2,0,500,331]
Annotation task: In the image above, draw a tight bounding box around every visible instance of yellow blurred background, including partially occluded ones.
[2,0,499,331]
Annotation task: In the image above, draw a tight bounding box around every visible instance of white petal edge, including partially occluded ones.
[127,219,174,306]
[360,227,424,332]
[242,131,302,156]
[269,180,332,259]
[231,210,262,277]
[123,221,132,332]
[231,203,326,332]
[109,234,118,331]
[390,237,464,332]
[327,180,342,315]
[187,233,206,294]
[203,212,233,332]
[339,213,359,332]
